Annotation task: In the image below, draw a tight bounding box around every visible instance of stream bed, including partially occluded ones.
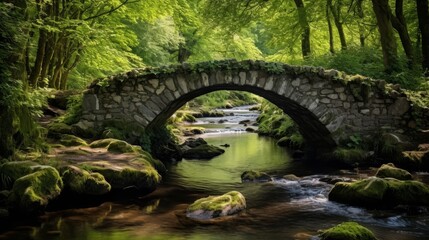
[1,106,428,240]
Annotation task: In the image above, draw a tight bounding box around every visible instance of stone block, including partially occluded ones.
[239,72,246,85]
[165,78,176,91]
[82,94,99,111]
[321,89,334,95]
[299,84,311,91]
[320,98,330,104]
[264,77,274,91]
[334,87,345,93]
[328,94,338,99]
[291,78,300,87]
[148,79,159,88]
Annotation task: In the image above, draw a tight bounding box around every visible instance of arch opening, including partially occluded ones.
[146,85,337,151]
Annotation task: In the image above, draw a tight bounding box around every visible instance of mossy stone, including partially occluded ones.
[186,191,246,220]
[8,167,63,214]
[47,122,73,138]
[81,162,161,193]
[401,150,429,171]
[107,140,134,153]
[376,163,412,180]
[320,222,378,240]
[182,144,225,159]
[241,170,272,182]
[59,134,88,147]
[62,165,111,195]
[89,138,117,148]
[329,177,429,208]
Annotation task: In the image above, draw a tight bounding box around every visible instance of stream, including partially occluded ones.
[1,106,429,240]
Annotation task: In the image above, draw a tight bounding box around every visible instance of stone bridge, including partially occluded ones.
[81,60,423,150]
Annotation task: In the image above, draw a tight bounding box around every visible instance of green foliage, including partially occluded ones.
[189,90,259,109]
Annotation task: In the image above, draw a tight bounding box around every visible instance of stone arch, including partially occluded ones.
[81,60,419,151]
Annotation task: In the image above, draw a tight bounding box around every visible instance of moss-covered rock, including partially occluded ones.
[0,161,39,189]
[283,174,300,181]
[8,167,63,214]
[331,148,368,166]
[276,134,304,149]
[59,134,88,147]
[328,177,429,208]
[81,161,161,193]
[107,140,135,153]
[47,122,73,138]
[375,163,412,180]
[241,170,272,182]
[182,144,225,159]
[62,165,111,195]
[186,191,246,220]
[320,222,378,240]
[89,138,136,153]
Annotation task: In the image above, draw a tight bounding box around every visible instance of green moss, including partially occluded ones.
[182,144,225,159]
[8,167,63,213]
[187,191,246,212]
[331,148,367,165]
[59,134,88,147]
[107,140,134,153]
[0,161,38,189]
[47,122,73,138]
[376,163,412,180]
[401,150,429,170]
[329,177,429,208]
[62,165,111,195]
[241,170,272,182]
[101,127,126,140]
[320,222,378,240]
[89,138,117,148]
[81,162,161,192]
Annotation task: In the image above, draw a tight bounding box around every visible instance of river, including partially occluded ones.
[1,106,428,240]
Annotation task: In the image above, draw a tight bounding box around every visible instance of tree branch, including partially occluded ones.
[83,0,139,21]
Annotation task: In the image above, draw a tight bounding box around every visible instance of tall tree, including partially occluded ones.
[328,0,347,50]
[293,0,311,58]
[326,0,335,53]
[390,0,413,67]
[416,0,429,75]
[371,0,399,73]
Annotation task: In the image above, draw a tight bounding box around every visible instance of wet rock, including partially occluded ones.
[375,163,412,180]
[239,120,250,125]
[328,177,429,208]
[319,222,377,240]
[241,170,272,182]
[62,165,111,195]
[245,127,255,132]
[319,177,353,185]
[182,138,207,148]
[283,174,300,181]
[8,167,63,214]
[218,119,227,124]
[186,191,246,220]
[59,134,88,147]
[81,160,161,193]
[220,144,230,148]
[183,144,225,159]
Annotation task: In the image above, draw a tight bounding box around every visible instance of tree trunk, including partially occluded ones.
[326,0,335,54]
[329,1,347,50]
[371,0,399,73]
[390,0,413,68]
[28,29,47,87]
[178,43,191,63]
[293,0,311,58]
[416,0,429,75]
[356,0,365,47]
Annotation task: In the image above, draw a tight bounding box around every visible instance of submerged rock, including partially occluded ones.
[182,138,207,148]
[62,166,111,195]
[375,163,412,180]
[241,170,272,182]
[319,222,378,240]
[8,167,63,214]
[186,191,246,220]
[328,177,429,208]
[182,144,225,159]
[283,174,301,181]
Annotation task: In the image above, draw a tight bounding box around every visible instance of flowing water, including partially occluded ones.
[1,106,429,240]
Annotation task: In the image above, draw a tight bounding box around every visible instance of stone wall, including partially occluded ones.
[80,60,423,148]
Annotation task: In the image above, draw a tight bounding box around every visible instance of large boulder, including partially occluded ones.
[241,170,272,182]
[62,166,111,195]
[182,144,225,159]
[375,163,412,180]
[81,160,161,194]
[8,167,63,214]
[319,222,378,240]
[186,191,246,220]
[329,177,429,208]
